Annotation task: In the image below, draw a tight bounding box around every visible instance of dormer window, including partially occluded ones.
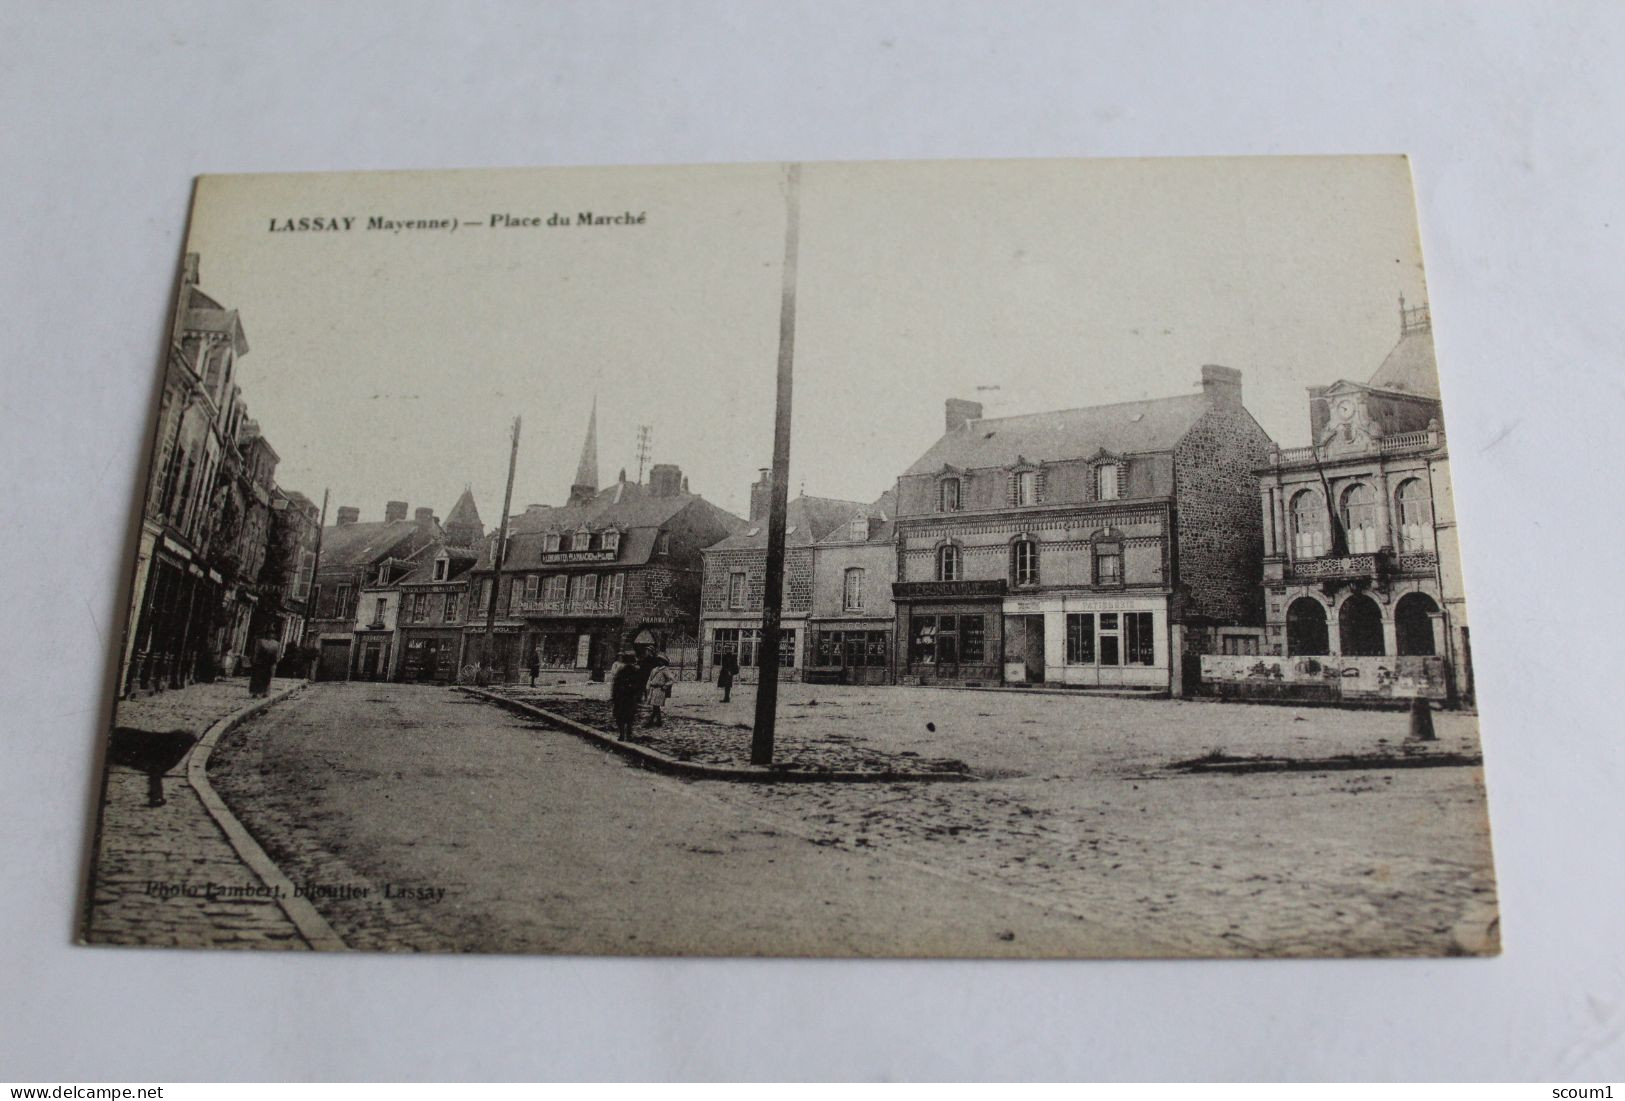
[602,529,620,554]
[1015,470,1037,506]
[559,532,574,553]
[656,531,671,555]
[939,477,962,512]
[1095,463,1121,502]
[848,517,868,541]
[375,565,390,586]
[544,532,561,553]
[432,557,448,581]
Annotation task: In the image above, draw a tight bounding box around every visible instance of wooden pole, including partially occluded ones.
[751,163,801,766]
[483,416,522,674]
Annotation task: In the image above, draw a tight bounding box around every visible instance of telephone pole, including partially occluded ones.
[751,163,801,767]
[482,416,522,672]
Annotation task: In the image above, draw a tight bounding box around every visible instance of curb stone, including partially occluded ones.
[458,687,975,784]
[186,682,349,951]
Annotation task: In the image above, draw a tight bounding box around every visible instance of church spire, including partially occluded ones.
[568,397,599,506]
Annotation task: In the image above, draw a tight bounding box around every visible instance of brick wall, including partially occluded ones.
[1172,407,1274,625]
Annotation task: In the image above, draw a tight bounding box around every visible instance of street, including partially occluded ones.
[207,681,1498,957]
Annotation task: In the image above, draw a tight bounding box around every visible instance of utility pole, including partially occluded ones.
[751,163,801,767]
[482,416,522,674]
[301,488,329,677]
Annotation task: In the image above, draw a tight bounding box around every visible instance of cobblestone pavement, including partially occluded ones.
[207,680,1497,957]
[210,683,1155,956]
[82,679,308,950]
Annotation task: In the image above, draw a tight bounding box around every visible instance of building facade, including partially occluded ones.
[463,411,744,680]
[891,369,1275,693]
[805,493,898,685]
[123,254,310,694]
[305,502,442,680]
[396,544,478,683]
[699,471,869,683]
[1243,301,1470,704]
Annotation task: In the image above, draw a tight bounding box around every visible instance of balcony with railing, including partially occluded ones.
[1286,548,1437,583]
[510,595,625,617]
[1272,426,1443,467]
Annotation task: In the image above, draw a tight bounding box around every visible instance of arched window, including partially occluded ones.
[1286,597,1329,656]
[1291,489,1327,559]
[1095,463,1121,501]
[1394,478,1432,553]
[1340,483,1380,554]
[939,477,962,512]
[843,567,865,611]
[1339,593,1385,656]
[1395,592,1440,655]
[936,544,961,582]
[1011,537,1040,587]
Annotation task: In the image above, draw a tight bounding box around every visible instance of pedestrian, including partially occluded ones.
[644,654,674,727]
[248,631,281,698]
[608,648,640,741]
[717,650,738,703]
[527,646,541,688]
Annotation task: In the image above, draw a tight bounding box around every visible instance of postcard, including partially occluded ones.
[82,157,1497,956]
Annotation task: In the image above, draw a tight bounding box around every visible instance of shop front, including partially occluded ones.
[400,628,462,682]
[703,617,803,682]
[892,580,1006,686]
[806,621,892,685]
[1005,592,1170,689]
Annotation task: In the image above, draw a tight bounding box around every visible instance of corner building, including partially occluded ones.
[891,367,1274,692]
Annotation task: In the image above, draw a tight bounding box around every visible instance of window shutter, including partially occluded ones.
[1008,471,1019,507]
[1035,467,1047,503]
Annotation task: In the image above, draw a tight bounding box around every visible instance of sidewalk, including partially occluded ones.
[82,678,309,950]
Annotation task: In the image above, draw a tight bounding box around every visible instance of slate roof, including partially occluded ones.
[707,494,869,552]
[504,479,698,536]
[1367,328,1441,399]
[317,519,432,569]
[183,287,248,354]
[814,489,897,546]
[398,543,479,585]
[445,487,482,529]
[901,394,1211,476]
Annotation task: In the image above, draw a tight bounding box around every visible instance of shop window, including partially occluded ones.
[939,478,962,512]
[843,567,865,611]
[1341,483,1380,554]
[909,618,938,667]
[909,614,981,667]
[960,615,985,663]
[1065,614,1095,664]
[728,571,747,609]
[1098,612,1121,666]
[1011,538,1039,587]
[1124,611,1155,665]
[1291,489,1328,559]
[937,544,961,582]
[817,629,891,668]
[1395,478,1433,553]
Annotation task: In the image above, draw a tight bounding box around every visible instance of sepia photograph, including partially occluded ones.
[80,155,1497,959]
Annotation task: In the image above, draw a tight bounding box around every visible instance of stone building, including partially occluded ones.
[123,254,292,693]
[699,471,869,682]
[463,409,744,679]
[396,542,480,682]
[805,491,898,685]
[890,368,1275,692]
[305,502,442,680]
[1239,300,1470,704]
[260,488,322,665]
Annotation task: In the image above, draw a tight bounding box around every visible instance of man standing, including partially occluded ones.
[608,649,640,741]
[249,631,281,698]
[527,646,541,688]
[717,650,738,703]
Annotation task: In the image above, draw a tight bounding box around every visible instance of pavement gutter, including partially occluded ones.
[457,686,975,784]
[186,682,349,951]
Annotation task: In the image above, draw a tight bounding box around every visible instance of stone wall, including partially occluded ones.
[1172,407,1274,626]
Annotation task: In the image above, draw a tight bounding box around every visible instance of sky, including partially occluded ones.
[184,156,1434,525]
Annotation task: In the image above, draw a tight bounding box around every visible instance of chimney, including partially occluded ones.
[1200,365,1243,411]
[945,398,983,433]
[414,507,435,526]
[336,506,360,526]
[649,463,683,498]
[384,500,408,522]
[749,468,773,523]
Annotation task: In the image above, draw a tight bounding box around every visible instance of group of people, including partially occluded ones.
[606,649,676,740]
